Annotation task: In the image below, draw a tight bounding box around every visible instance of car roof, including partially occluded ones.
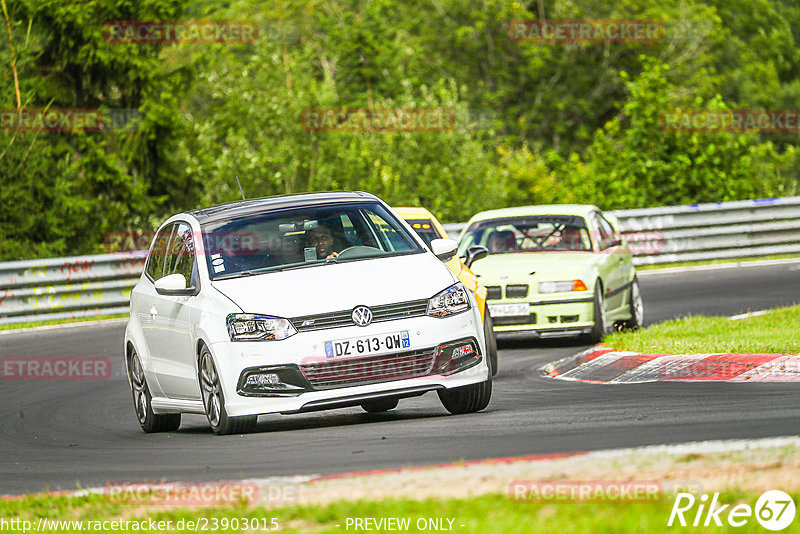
[466,204,600,224]
[393,207,435,219]
[187,191,379,224]
[393,206,449,240]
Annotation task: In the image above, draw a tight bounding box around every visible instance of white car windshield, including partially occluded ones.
[458,215,592,255]
[202,202,423,279]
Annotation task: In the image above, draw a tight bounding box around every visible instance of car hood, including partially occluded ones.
[211,252,457,316]
[470,252,598,283]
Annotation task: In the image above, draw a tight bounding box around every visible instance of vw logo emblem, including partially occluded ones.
[351,306,373,327]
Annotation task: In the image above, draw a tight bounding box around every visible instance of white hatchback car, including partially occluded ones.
[124,192,491,434]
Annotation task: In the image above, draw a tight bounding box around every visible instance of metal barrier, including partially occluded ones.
[2,196,799,325]
[0,252,146,325]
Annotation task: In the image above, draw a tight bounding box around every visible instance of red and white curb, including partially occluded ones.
[543,346,800,383]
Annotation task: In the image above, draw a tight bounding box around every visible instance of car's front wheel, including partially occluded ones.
[199,347,257,435]
[127,349,181,433]
[438,378,492,415]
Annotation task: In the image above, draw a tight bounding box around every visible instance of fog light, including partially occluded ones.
[451,344,475,359]
[238,367,309,396]
[246,373,280,387]
[433,339,481,376]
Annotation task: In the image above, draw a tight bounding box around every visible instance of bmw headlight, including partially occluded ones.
[538,280,588,293]
[226,314,297,341]
[427,283,471,318]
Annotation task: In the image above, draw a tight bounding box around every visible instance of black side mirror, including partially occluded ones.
[464,245,489,269]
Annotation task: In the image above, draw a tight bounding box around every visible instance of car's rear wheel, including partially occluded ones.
[438,378,492,415]
[199,347,257,435]
[128,349,181,433]
[586,282,608,343]
[624,277,644,329]
[483,304,498,376]
[361,398,399,413]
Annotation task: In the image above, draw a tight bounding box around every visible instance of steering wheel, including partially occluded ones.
[335,245,383,259]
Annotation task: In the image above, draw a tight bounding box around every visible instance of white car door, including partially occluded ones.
[148,221,202,400]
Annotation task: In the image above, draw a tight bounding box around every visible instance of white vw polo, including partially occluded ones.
[124,192,491,434]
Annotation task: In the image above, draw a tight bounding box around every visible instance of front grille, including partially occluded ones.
[505,284,529,298]
[300,349,436,389]
[493,313,537,326]
[291,299,429,332]
[486,286,502,300]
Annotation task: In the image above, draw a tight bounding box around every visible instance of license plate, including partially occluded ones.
[324,331,411,358]
[489,303,530,317]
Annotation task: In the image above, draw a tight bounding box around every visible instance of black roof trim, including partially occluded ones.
[187,191,378,223]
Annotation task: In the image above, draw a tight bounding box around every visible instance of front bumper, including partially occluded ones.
[490,295,594,337]
[210,309,489,417]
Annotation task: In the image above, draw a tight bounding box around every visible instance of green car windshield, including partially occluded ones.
[458,215,592,256]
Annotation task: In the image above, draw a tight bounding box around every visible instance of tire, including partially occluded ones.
[127,349,181,433]
[199,347,257,435]
[624,277,644,330]
[438,378,492,415]
[586,282,608,344]
[483,305,498,377]
[361,398,399,413]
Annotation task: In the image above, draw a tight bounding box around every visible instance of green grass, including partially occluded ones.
[604,303,800,354]
[0,489,791,533]
[0,314,128,332]
[636,252,800,270]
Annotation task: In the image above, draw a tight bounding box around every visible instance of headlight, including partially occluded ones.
[538,280,588,293]
[226,314,297,341]
[427,283,471,317]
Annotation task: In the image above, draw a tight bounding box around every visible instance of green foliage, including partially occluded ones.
[557,58,798,209]
[1,0,800,260]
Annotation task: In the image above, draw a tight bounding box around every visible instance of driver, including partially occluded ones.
[487,230,516,253]
[306,224,340,259]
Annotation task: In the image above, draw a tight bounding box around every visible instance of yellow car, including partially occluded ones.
[394,207,497,375]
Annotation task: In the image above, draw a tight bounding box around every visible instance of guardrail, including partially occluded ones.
[2,196,799,325]
[0,252,146,325]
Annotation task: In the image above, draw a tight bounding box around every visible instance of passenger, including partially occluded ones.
[278,233,304,264]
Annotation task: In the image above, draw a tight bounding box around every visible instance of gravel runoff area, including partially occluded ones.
[239,436,800,507]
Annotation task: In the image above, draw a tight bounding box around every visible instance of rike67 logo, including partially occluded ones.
[668,490,796,531]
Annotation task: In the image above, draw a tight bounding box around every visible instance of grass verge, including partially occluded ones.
[636,252,800,271]
[0,314,128,332]
[604,303,800,354]
[0,489,791,533]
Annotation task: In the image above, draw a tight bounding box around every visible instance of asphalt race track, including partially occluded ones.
[1,262,799,495]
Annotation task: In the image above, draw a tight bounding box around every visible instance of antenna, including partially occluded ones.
[235,176,245,200]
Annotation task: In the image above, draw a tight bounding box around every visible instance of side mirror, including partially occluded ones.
[464,245,489,268]
[430,238,458,262]
[154,273,196,296]
[607,238,622,248]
